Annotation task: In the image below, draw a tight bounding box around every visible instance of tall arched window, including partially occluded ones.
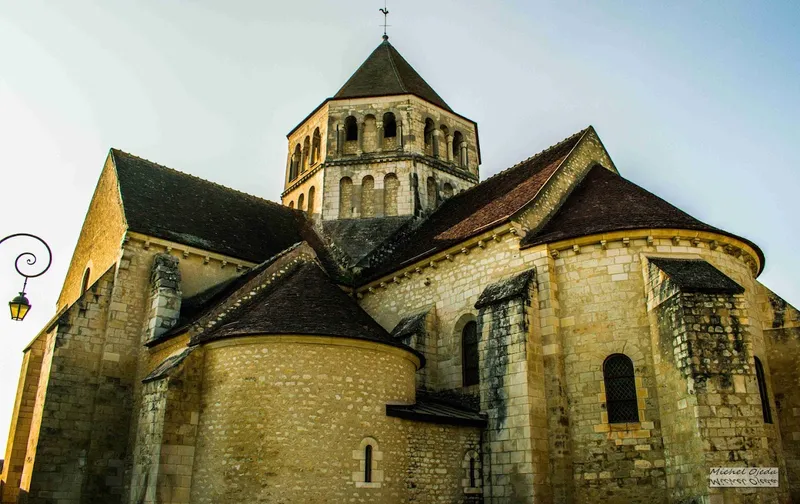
[307,186,315,216]
[424,118,435,154]
[462,321,479,387]
[311,128,321,164]
[426,176,437,210]
[383,112,396,138]
[384,173,399,216]
[755,357,773,424]
[345,116,358,141]
[364,444,373,483]
[81,268,91,296]
[289,144,301,180]
[302,136,311,171]
[297,193,305,212]
[603,354,639,423]
[453,131,465,167]
[288,200,295,209]
[339,177,353,218]
[361,176,375,218]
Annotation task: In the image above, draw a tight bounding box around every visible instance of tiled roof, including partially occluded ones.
[192,262,423,363]
[358,129,587,281]
[649,258,744,294]
[521,165,763,267]
[111,149,312,263]
[334,40,451,112]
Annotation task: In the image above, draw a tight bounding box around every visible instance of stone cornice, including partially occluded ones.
[124,231,257,271]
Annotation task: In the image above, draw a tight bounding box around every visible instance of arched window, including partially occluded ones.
[384,173,399,216]
[442,183,454,200]
[307,186,315,216]
[345,116,358,141]
[469,457,477,487]
[603,354,639,423]
[462,321,479,387]
[302,136,311,170]
[424,118,435,153]
[755,357,772,423]
[364,445,373,483]
[426,176,437,210]
[383,112,396,138]
[339,177,353,218]
[288,201,294,209]
[361,176,375,218]
[453,131,465,167]
[311,128,321,164]
[297,193,305,212]
[462,450,482,493]
[81,268,91,296]
[289,144,301,180]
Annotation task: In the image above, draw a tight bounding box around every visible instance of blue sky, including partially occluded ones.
[0,0,797,447]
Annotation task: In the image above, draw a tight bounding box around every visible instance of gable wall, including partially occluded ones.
[56,155,127,310]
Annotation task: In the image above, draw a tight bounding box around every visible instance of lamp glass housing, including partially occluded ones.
[9,293,30,321]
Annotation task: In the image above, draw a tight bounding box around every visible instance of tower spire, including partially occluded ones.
[379,2,390,41]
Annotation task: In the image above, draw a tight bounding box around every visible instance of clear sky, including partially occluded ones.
[0,0,797,450]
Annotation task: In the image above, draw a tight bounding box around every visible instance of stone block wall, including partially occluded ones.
[0,335,46,504]
[190,336,419,503]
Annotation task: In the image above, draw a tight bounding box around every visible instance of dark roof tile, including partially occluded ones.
[521,165,763,269]
[192,262,423,364]
[359,129,586,281]
[649,258,744,294]
[112,149,310,263]
[334,40,451,111]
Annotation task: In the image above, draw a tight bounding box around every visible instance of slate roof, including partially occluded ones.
[386,395,487,427]
[111,149,312,263]
[521,165,764,268]
[390,310,429,340]
[192,262,423,363]
[322,216,413,266]
[334,39,452,112]
[649,258,744,294]
[475,269,536,309]
[358,129,587,281]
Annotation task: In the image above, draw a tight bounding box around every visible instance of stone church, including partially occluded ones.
[2,35,799,504]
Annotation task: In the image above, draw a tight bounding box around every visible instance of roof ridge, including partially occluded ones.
[384,42,407,93]
[433,127,589,208]
[110,148,293,213]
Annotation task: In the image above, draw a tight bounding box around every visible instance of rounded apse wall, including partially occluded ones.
[189,335,419,504]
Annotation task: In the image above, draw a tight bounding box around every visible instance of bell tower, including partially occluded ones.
[281,37,481,222]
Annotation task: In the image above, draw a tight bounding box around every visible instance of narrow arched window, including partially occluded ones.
[302,136,311,170]
[297,193,305,211]
[289,144,301,180]
[604,354,639,423]
[364,445,373,483]
[81,268,91,296]
[311,128,321,164]
[345,116,358,141]
[442,183,454,200]
[453,131,465,167]
[424,118,435,153]
[288,201,295,209]
[361,176,375,218]
[384,173,399,216]
[469,456,477,487]
[426,176,437,210]
[383,112,396,138]
[307,186,315,216]
[755,357,772,424]
[339,177,353,218]
[462,321,479,387]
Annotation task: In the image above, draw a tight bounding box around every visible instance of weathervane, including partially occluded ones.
[379,1,390,41]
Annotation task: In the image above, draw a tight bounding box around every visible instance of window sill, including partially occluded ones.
[464,487,482,495]
[355,482,381,489]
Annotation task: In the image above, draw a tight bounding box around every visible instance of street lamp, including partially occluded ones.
[1,234,52,322]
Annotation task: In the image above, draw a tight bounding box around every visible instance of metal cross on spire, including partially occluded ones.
[379,1,390,41]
